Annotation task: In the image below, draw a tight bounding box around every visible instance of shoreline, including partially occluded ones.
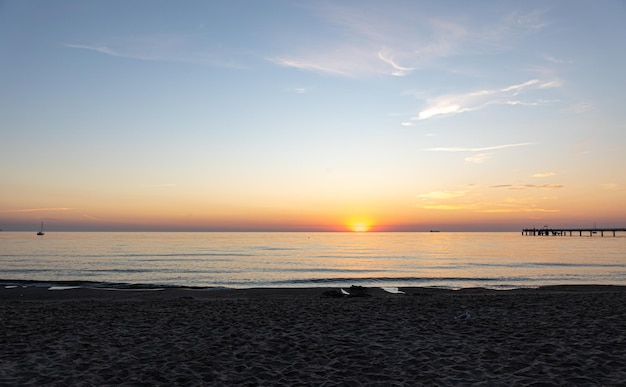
[3,283,626,301]
[2,285,626,385]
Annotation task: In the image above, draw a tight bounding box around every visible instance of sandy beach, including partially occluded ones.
[2,285,626,386]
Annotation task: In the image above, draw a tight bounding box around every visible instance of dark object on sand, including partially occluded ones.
[347,285,370,297]
[322,286,371,298]
[321,290,344,298]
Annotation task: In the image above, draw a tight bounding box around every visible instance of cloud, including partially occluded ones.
[562,102,594,114]
[64,37,244,68]
[473,195,560,213]
[283,86,308,94]
[271,6,442,77]
[528,184,564,190]
[490,184,564,190]
[415,79,560,120]
[465,153,491,163]
[417,101,473,120]
[419,190,479,211]
[533,172,556,178]
[542,54,571,64]
[505,99,559,107]
[477,207,559,213]
[497,10,549,37]
[419,190,466,199]
[538,80,562,89]
[65,40,191,63]
[423,205,468,210]
[272,45,415,77]
[500,79,540,93]
[401,122,414,127]
[602,183,619,190]
[64,43,119,57]
[1,208,74,213]
[377,51,415,76]
[273,57,360,76]
[424,142,534,152]
[419,188,560,213]
[271,5,547,77]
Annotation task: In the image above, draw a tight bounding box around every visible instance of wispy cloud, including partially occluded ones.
[473,195,560,213]
[423,203,559,213]
[602,183,619,190]
[64,40,190,63]
[465,153,491,164]
[501,79,541,93]
[490,184,564,190]
[415,79,560,120]
[477,207,559,213]
[272,46,418,78]
[64,43,119,57]
[562,102,594,114]
[271,5,547,77]
[424,142,534,152]
[419,190,467,199]
[64,36,244,68]
[419,187,559,213]
[424,142,533,164]
[419,189,474,211]
[1,208,74,213]
[377,51,415,76]
[533,172,556,178]
[541,54,571,64]
[423,204,469,210]
[486,9,549,43]
[273,57,360,77]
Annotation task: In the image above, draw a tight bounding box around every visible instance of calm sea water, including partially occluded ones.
[1,232,625,289]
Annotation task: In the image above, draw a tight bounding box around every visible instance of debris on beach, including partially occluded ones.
[321,286,371,298]
[456,311,472,320]
[347,285,370,297]
[381,287,405,294]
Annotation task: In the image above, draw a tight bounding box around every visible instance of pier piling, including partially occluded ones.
[522,227,625,237]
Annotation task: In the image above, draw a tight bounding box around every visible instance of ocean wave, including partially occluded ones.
[0,279,213,290]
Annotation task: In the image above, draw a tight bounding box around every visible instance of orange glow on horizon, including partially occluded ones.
[347,218,374,232]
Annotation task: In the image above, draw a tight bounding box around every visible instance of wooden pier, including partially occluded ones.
[522,227,626,237]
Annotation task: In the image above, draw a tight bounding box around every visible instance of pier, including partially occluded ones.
[522,227,626,237]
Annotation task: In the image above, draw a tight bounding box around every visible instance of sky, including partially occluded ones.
[1,0,625,232]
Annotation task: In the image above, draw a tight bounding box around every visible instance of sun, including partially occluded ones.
[348,219,373,232]
[352,222,369,232]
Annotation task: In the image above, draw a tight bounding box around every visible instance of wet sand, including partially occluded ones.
[2,285,626,385]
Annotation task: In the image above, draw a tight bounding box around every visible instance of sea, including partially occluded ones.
[1,232,625,290]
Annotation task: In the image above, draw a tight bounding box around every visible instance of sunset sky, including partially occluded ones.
[1,0,625,232]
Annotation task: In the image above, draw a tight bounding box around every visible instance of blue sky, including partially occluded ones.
[1,0,625,231]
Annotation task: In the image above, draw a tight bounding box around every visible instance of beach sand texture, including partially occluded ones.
[2,286,626,385]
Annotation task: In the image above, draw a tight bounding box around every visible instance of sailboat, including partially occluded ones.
[37,222,45,236]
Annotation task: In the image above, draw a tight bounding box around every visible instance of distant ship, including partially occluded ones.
[37,222,45,236]
[430,230,440,232]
